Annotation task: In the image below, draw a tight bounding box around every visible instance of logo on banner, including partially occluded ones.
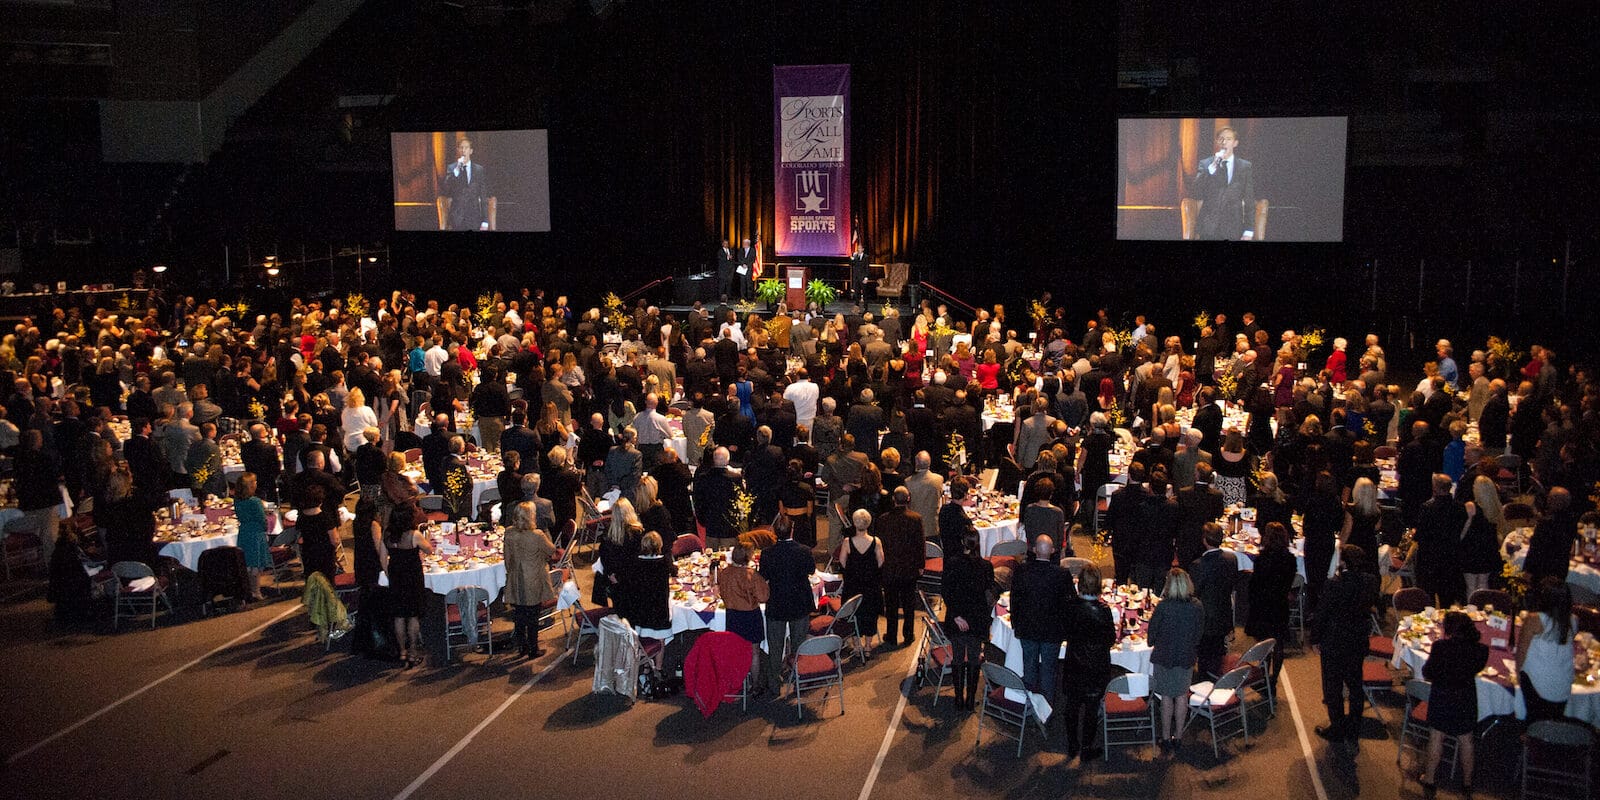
[796,171,829,213]
[779,95,845,163]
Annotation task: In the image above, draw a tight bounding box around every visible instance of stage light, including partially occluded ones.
[266,265,281,276]
[367,256,377,262]
[152,264,168,274]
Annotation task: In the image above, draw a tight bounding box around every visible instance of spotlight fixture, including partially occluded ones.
[152,264,168,273]
[367,256,377,263]
[266,264,281,276]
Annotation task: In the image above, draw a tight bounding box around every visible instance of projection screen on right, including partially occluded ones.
[1117,116,1348,242]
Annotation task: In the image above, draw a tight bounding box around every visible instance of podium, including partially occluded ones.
[785,266,809,309]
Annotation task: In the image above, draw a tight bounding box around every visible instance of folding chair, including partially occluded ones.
[566,594,617,665]
[268,526,300,587]
[686,631,753,713]
[1093,482,1115,536]
[474,487,501,524]
[112,561,172,630]
[792,634,845,720]
[918,540,944,597]
[1102,673,1157,760]
[977,662,1038,756]
[2,526,45,580]
[1287,573,1309,649]
[1220,638,1277,716]
[1361,659,1397,726]
[914,613,955,706]
[671,533,703,558]
[1466,588,1513,613]
[419,494,451,524]
[989,539,1027,558]
[403,447,423,464]
[1397,679,1459,782]
[1186,665,1252,759]
[1495,453,1525,497]
[1392,587,1430,615]
[810,594,866,662]
[444,585,493,661]
[1521,720,1593,800]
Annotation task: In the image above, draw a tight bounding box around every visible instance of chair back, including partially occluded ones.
[1503,502,1536,522]
[917,589,939,618]
[1239,638,1276,666]
[1213,664,1253,694]
[922,612,951,647]
[796,633,843,658]
[1374,445,1398,459]
[981,661,1027,692]
[990,539,1027,558]
[1393,587,1430,614]
[445,585,491,610]
[404,447,423,464]
[671,534,703,558]
[834,594,864,621]
[419,494,446,511]
[1527,719,1592,747]
[271,526,300,547]
[924,540,943,559]
[1404,678,1432,703]
[1496,453,1522,472]
[1467,589,1513,611]
[1105,673,1143,698]
[112,560,155,581]
[1062,557,1094,579]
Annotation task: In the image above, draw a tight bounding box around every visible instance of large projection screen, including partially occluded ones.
[1117,117,1347,242]
[391,130,550,232]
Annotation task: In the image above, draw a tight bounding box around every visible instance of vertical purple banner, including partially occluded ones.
[773,64,851,257]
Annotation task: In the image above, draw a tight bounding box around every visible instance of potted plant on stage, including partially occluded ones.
[805,279,837,311]
[756,278,785,314]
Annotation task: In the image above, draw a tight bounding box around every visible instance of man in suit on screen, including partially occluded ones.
[440,137,491,231]
[1189,126,1256,241]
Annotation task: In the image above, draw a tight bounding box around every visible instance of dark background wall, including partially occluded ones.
[3,0,1598,364]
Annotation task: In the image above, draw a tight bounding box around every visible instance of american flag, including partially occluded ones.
[753,227,764,280]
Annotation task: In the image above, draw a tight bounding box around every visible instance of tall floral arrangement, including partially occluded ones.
[602,292,631,332]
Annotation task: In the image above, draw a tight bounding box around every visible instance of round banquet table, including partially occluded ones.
[1502,527,1600,596]
[158,530,241,571]
[1390,607,1600,727]
[988,582,1159,721]
[976,518,1021,558]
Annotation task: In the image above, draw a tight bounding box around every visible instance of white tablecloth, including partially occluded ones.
[989,610,1154,721]
[1392,639,1600,727]
[976,518,1021,557]
[382,560,507,599]
[159,532,241,571]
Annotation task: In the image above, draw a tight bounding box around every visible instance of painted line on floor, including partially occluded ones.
[391,648,573,800]
[5,604,302,765]
[1281,666,1331,800]
[857,646,923,800]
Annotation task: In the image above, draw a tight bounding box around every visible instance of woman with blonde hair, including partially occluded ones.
[594,498,643,607]
[1342,478,1383,574]
[634,474,673,538]
[340,386,378,452]
[1148,567,1204,748]
[1460,475,1504,595]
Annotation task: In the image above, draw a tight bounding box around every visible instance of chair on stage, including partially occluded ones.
[876,263,910,300]
[1179,198,1269,241]
[435,196,498,231]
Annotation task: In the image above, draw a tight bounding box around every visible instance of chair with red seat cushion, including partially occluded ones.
[1102,673,1156,759]
[1362,659,1397,725]
[914,613,956,706]
[977,662,1038,756]
[918,540,944,597]
[1392,587,1430,615]
[1216,638,1277,716]
[2,531,45,580]
[1186,665,1252,759]
[419,494,451,524]
[1398,679,1459,781]
[1368,634,1396,659]
[565,595,618,665]
[443,585,493,661]
[791,634,845,720]
[671,534,702,559]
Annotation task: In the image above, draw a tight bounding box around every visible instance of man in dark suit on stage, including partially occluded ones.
[1188,127,1256,241]
[715,238,738,301]
[848,243,870,302]
[440,137,492,231]
[736,237,757,300]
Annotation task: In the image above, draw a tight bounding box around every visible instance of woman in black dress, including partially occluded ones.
[1245,522,1298,687]
[1076,413,1114,520]
[296,484,340,583]
[1459,475,1504,597]
[942,526,996,708]
[838,508,886,655]
[620,532,678,667]
[1342,478,1384,576]
[778,460,817,548]
[1420,611,1488,797]
[382,503,432,667]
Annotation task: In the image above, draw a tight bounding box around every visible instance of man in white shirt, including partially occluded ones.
[632,392,675,471]
[784,368,820,430]
[423,336,449,378]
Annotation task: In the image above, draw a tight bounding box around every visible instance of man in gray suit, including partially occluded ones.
[1188,126,1257,241]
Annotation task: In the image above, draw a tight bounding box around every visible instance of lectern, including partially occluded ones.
[785,265,809,309]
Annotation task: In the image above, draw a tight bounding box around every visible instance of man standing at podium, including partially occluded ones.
[716,238,738,301]
[440,137,491,231]
[736,237,757,300]
[1188,127,1255,241]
